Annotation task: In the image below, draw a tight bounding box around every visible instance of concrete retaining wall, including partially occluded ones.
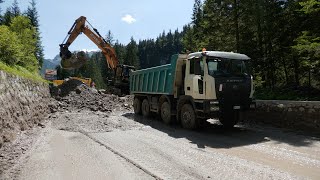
[0,71,50,147]
[243,100,320,132]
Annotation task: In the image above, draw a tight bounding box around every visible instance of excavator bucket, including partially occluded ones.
[60,46,88,69]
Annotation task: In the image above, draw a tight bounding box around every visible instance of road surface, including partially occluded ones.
[1,109,320,180]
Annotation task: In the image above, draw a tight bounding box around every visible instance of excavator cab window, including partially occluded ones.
[123,68,129,77]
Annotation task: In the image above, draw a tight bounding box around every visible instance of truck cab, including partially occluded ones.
[131,51,255,129]
[179,51,254,127]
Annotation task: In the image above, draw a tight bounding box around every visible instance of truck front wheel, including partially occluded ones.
[133,98,141,115]
[161,102,172,124]
[180,104,197,129]
[142,99,150,117]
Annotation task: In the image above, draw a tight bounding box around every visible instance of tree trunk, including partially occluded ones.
[293,56,300,86]
[234,0,240,52]
[281,57,289,85]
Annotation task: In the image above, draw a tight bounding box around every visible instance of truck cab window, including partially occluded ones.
[190,58,204,76]
[207,58,249,77]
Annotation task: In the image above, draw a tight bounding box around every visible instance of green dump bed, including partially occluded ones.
[130,54,178,95]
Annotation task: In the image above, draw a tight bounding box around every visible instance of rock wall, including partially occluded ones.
[0,71,50,147]
[243,100,320,132]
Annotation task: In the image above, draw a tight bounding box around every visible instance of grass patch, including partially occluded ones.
[0,61,47,83]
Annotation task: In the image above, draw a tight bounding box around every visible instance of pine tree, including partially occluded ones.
[114,40,126,64]
[26,0,44,69]
[125,37,140,69]
[11,0,20,17]
[105,30,115,46]
[192,0,203,26]
[2,7,13,26]
[0,0,4,25]
[26,0,39,27]
[292,0,320,87]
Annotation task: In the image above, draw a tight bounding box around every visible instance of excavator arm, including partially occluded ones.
[59,16,118,69]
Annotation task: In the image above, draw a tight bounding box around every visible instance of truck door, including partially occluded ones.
[185,57,205,99]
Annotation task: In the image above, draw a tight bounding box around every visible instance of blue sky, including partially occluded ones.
[2,0,194,59]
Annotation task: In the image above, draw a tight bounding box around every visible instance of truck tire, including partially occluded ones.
[142,99,150,117]
[133,98,141,115]
[220,110,239,128]
[180,104,197,129]
[161,102,172,124]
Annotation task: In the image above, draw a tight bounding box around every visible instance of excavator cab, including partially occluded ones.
[114,65,135,94]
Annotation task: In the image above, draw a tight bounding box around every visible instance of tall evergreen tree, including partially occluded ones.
[2,7,13,26]
[26,0,44,69]
[191,0,203,50]
[11,0,20,16]
[114,40,126,64]
[292,0,320,87]
[105,30,115,46]
[125,37,140,68]
[0,0,4,25]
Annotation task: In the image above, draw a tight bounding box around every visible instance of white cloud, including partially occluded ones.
[121,14,136,24]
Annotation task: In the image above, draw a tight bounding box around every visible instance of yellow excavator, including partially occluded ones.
[58,16,134,94]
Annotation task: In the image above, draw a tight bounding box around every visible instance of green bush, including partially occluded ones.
[0,16,39,73]
[0,26,23,65]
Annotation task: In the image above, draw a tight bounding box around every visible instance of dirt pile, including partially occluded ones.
[50,83,133,113]
[48,83,139,134]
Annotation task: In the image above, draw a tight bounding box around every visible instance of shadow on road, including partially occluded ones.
[122,113,319,148]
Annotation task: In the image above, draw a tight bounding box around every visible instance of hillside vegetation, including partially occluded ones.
[0,0,44,81]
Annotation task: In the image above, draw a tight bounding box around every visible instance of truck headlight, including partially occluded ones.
[210,101,219,105]
[210,106,219,111]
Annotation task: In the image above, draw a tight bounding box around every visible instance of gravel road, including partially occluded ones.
[1,107,319,180]
[1,88,319,180]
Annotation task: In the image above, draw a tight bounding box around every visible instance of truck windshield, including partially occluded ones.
[207,58,250,77]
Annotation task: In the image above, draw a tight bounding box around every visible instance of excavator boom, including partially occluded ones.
[59,16,118,69]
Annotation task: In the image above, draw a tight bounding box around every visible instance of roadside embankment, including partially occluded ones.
[0,70,50,147]
[244,100,320,132]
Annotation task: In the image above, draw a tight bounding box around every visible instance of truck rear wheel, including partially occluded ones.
[161,102,172,124]
[142,99,150,117]
[180,104,197,129]
[133,98,141,115]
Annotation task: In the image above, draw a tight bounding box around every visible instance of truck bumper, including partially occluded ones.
[196,99,256,119]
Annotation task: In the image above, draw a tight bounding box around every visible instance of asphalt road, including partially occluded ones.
[3,109,320,180]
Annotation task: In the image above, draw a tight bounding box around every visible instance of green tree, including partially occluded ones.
[114,40,126,64]
[0,25,23,65]
[292,0,320,87]
[88,54,106,89]
[11,0,20,16]
[9,16,38,72]
[0,0,4,25]
[26,0,44,69]
[125,37,140,68]
[105,30,115,46]
[2,7,13,26]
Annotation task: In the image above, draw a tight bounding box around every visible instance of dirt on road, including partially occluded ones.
[1,86,320,180]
